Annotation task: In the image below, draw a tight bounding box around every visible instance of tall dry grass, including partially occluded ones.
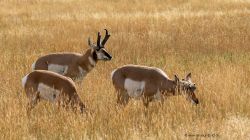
[0,0,250,139]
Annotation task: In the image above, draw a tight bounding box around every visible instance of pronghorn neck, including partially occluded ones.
[78,49,97,72]
[173,81,182,96]
[161,78,177,96]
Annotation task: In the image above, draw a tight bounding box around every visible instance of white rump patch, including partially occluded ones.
[22,74,29,87]
[31,62,36,71]
[124,78,145,98]
[37,83,60,102]
[48,64,68,75]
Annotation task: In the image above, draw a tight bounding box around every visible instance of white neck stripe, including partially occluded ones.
[88,56,96,66]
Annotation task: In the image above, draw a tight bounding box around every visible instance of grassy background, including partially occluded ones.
[0,0,250,139]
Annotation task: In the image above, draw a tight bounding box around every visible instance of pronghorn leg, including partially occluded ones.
[57,98,64,111]
[27,91,40,116]
[142,96,150,108]
[143,95,154,108]
[117,90,123,104]
[159,95,164,107]
[117,90,129,106]
[122,92,130,106]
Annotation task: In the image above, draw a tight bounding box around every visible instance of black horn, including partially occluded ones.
[101,29,110,46]
[97,32,101,48]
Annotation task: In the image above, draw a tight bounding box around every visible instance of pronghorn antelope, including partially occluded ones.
[22,70,86,114]
[32,29,112,81]
[111,64,199,107]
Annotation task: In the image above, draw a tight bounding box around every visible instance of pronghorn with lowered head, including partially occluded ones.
[22,70,86,114]
[32,29,112,81]
[111,64,199,107]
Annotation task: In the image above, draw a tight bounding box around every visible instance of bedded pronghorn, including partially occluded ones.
[111,64,199,107]
[22,70,86,114]
[32,29,112,81]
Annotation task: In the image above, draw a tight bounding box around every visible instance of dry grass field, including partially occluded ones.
[1,0,250,139]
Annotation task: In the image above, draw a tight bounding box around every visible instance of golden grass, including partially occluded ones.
[0,0,250,139]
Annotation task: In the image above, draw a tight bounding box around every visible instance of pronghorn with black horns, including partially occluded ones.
[32,29,112,81]
[111,64,199,107]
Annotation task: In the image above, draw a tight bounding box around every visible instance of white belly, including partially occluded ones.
[37,83,60,102]
[48,64,68,75]
[124,78,145,98]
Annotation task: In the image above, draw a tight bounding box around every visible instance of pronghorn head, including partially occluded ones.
[174,73,199,105]
[88,29,112,61]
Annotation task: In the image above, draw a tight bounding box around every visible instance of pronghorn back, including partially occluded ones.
[33,53,81,69]
[111,64,169,84]
[23,70,77,94]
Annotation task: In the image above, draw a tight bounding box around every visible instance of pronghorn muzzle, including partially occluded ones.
[189,91,199,105]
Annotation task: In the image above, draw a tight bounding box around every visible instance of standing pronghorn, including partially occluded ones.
[111,64,199,107]
[32,29,112,81]
[22,70,86,114]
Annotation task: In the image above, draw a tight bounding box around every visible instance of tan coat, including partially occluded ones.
[22,70,85,114]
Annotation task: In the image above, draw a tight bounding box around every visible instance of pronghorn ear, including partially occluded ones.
[174,75,179,83]
[186,73,192,81]
[88,37,91,47]
[88,37,95,49]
